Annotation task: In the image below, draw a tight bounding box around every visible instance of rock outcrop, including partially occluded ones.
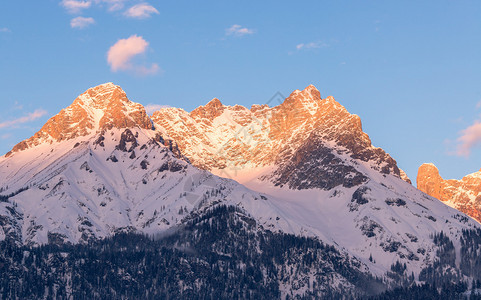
[4,83,411,191]
[151,84,410,188]
[417,163,481,222]
[6,83,152,157]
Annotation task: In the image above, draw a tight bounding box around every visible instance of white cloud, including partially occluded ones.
[0,28,10,33]
[0,109,47,129]
[225,24,255,36]
[144,104,171,114]
[61,0,92,14]
[124,3,159,19]
[107,35,159,76]
[296,41,329,50]
[456,120,481,157]
[70,17,95,29]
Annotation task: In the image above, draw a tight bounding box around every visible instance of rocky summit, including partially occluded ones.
[418,163,481,223]
[6,83,152,157]
[152,84,410,189]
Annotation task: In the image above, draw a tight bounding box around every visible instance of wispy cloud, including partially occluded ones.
[60,0,158,28]
[124,3,159,19]
[12,101,23,110]
[61,0,92,14]
[296,41,329,50]
[96,0,128,11]
[0,27,11,33]
[455,120,481,157]
[476,100,481,109]
[0,109,47,129]
[225,24,255,37]
[70,16,95,29]
[144,104,170,114]
[107,35,159,76]
[136,64,160,76]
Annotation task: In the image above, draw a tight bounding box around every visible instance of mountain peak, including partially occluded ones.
[206,98,222,107]
[417,163,446,199]
[284,85,322,108]
[5,83,152,157]
[76,82,128,108]
[303,83,320,93]
[417,163,481,223]
[419,162,440,173]
[190,98,225,120]
[302,84,321,100]
[97,82,116,88]
[417,163,442,189]
[91,82,117,90]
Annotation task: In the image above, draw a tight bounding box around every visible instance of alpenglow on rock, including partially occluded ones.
[151,84,411,189]
[6,83,153,157]
[417,163,481,223]
[2,83,481,298]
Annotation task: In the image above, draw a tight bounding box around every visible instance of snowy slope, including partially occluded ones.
[0,127,284,246]
[0,82,479,285]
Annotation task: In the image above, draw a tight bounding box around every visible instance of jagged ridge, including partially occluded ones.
[151,84,410,189]
[417,163,481,223]
[6,83,152,157]
[2,83,480,296]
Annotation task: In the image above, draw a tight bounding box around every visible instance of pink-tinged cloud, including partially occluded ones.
[61,0,91,14]
[456,120,481,157]
[107,35,159,76]
[70,17,95,29]
[0,109,47,129]
[124,3,159,19]
[225,24,255,36]
[107,35,148,71]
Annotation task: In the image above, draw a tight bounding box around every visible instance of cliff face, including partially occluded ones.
[151,84,410,188]
[6,83,152,157]
[417,163,481,222]
[5,83,410,190]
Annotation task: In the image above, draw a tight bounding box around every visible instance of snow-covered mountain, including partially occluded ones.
[0,83,274,246]
[418,163,481,223]
[151,85,412,187]
[1,83,480,296]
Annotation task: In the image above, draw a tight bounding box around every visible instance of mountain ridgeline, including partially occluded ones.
[1,83,481,298]
[418,163,481,224]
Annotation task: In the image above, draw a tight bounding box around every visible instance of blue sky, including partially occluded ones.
[0,1,480,183]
